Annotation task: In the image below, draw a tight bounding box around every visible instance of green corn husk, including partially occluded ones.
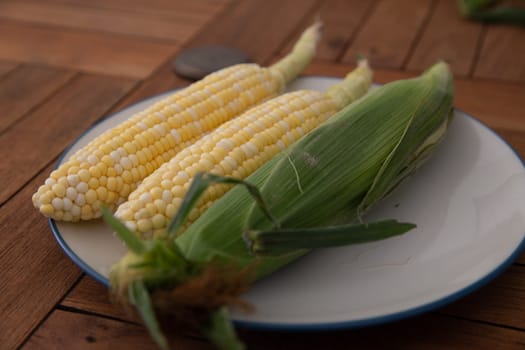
[178,61,453,274]
[458,0,525,25]
[107,61,454,349]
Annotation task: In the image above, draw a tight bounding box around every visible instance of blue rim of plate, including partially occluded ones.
[48,78,525,332]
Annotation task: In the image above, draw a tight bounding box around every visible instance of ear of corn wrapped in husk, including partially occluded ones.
[106,61,454,350]
[178,61,453,271]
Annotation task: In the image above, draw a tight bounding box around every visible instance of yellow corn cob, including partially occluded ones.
[115,60,372,238]
[32,23,322,222]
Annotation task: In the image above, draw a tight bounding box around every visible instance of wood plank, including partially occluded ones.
[0,64,74,134]
[0,60,17,78]
[0,20,176,78]
[0,162,82,350]
[341,0,434,69]
[474,25,525,83]
[23,309,213,350]
[61,276,135,322]
[239,313,525,349]
[39,0,228,19]
[279,0,376,62]
[0,73,136,205]
[454,79,525,133]
[441,265,525,329]
[108,0,318,114]
[0,1,220,43]
[186,0,318,64]
[406,0,483,76]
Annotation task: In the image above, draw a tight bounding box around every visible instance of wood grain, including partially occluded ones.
[406,0,483,76]
[23,309,213,350]
[109,0,320,114]
[341,0,434,69]
[61,276,134,322]
[474,25,525,83]
[239,313,525,349]
[40,0,229,19]
[0,73,135,205]
[0,19,177,78]
[0,1,220,43]
[279,0,376,62]
[0,60,17,78]
[110,63,192,114]
[441,265,525,329]
[454,79,525,133]
[186,0,317,64]
[0,64,74,134]
[0,162,82,350]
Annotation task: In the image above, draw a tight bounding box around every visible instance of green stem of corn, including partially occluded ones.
[129,280,169,350]
[202,308,245,350]
[102,206,146,254]
[269,21,322,85]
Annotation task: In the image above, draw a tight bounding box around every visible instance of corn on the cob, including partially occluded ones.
[31,22,322,222]
[106,61,454,350]
[114,60,372,238]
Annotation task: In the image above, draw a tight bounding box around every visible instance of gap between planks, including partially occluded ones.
[0,65,77,136]
[340,0,435,70]
[21,309,213,350]
[0,60,18,80]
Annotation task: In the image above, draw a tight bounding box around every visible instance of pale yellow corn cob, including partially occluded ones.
[115,60,373,238]
[32,23,322,222]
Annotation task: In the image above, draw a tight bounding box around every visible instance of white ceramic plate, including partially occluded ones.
[50,77,525,330]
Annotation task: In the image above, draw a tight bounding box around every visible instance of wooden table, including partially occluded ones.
[2,0,524,349]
